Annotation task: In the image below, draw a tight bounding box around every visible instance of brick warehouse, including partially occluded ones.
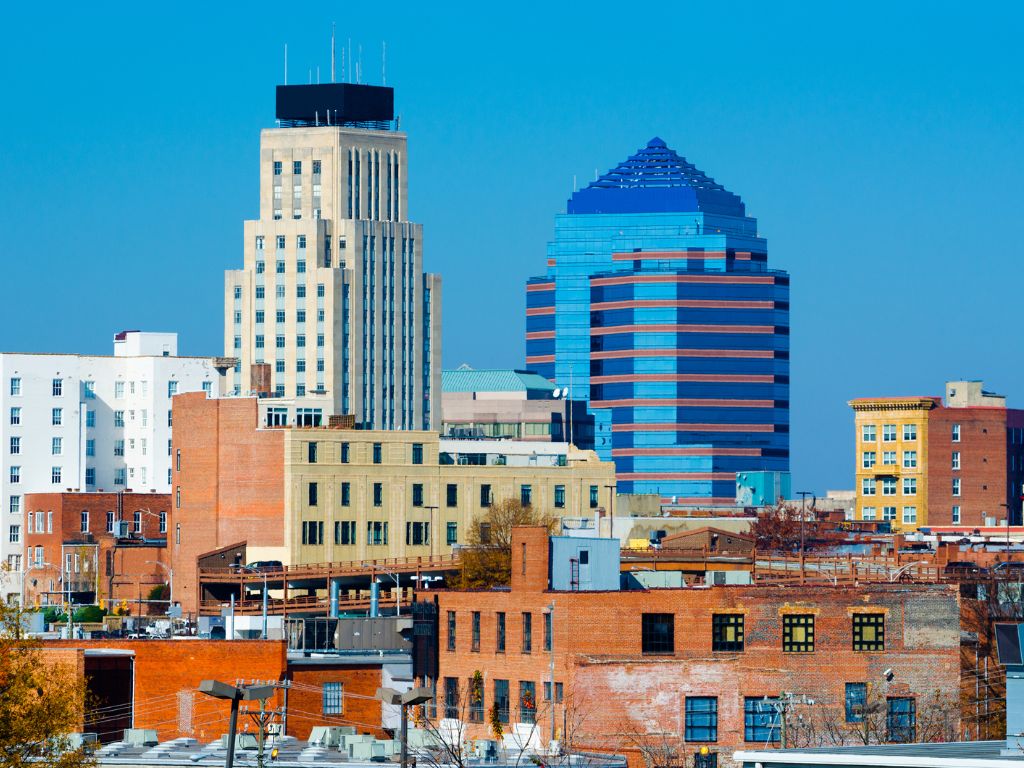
[428,528,961,768]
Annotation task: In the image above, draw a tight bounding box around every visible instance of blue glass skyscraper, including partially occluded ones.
[525,138,790,504]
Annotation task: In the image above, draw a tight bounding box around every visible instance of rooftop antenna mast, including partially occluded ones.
[347,39,352,85]
[331,23,336,82]
[284,43,288,85]
[382,41,386,86]
[357,44,363,84]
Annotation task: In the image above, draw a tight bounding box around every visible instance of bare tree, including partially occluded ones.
[454,500,557,589]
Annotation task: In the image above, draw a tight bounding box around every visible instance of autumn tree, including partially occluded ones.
[453,499,557,589]
[750,500,804,551]
[0,603,93,768]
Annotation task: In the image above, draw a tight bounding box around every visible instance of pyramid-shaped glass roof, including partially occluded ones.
[568,137,746,217]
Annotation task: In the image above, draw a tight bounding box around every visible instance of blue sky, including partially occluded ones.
[1,2,1021,494]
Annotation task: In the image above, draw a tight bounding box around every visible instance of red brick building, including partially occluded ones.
[23,492,170,610]
[429,528,961,767]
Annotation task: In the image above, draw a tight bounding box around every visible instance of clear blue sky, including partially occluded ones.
[2,2,1021,494]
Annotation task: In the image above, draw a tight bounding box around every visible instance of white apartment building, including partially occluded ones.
[224,82,442,430]
[0,331,229,598]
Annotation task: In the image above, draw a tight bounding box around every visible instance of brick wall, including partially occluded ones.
[286,663,384,739]
[170,394,284,614]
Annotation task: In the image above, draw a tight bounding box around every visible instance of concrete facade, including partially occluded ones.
[0,332,226,599]
[225,109,442,429]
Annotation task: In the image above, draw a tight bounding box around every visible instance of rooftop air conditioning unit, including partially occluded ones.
[116,521,131,538]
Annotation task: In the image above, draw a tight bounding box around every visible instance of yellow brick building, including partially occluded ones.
[848,397,938,531]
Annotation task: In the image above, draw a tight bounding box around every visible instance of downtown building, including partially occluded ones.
[225,83,441,430]
[0,331,227,599]
[525,139,790,504]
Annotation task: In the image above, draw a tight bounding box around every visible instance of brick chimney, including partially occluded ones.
[511,526,551,593]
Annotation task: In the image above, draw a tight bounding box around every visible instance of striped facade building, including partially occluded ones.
[524,138,790,503]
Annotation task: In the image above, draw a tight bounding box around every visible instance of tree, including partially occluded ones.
[751,500,803,551]
[0,603,93,768]
[453,499,556,589]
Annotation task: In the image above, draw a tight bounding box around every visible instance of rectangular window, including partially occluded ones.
[9,377,21,396]
[341,443,350,463]
[307,442,317,463]
[862,451,876,469]
[9,407,20,425]
[273,160,282,175]
[520,484,532,506]
[8,526,18,544]
[471,611,481,652]
[952,451,960,470]
[519,681,537,724]
[293,160,302,175]
[308,482,318,506]
[782,614,815,653]
[373,443,382,464]
[341,482,351,506]
[952,505,961,524]
[902,450,918,468]
[447,611,456,651]
[496,612,506,652]
[883,450,896,465]
[9,496,20,515]
[443,678,459,719]
[159,512,167,534]
[373,483,383,507]
[862,478,876,496]
[322,682,343,715]
[9,437,19,455]
[887,698,916,742]
[446,483,458,507]
[685,697,718,742]
[52,378,62,396]
[51,466,61,484]
[554,484,565,508]
[412,483,423,507]
[84,381,95,398]
[903,477,917,495]
[543,610,552,652]
[494,680,510,724]
[902,506,917,524]
[712,613,744,652]
[85,468,95,486]
[106,511,115,533]
[861,424,876,442]
[9,466,19,484]
[953,478,961,497]
[641,613,674,654]
[882,506,897,521]
[406,521,430,546]
[903,424,917,441]
[480,484,492,507]
[589,485,599,508]
[852,613,885,652]
[882,478,897,496]
[522,612,533,653]
[846,683,867,723]
[883,424,897,441]
[80,510,89,532]
[114,439,124,456]
[52,408,62,426]
[446,521,458,545]
[114,410,124,427]
[301,520,324,545]
[952,423,961,442]
[52,437,62,455]
[412,443,423,465]
[744,698,781,743]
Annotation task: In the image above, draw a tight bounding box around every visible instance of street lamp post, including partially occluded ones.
[376,572,401,615]
[199,680,276,768]
[377,687,434,768]
[544,601,556,749]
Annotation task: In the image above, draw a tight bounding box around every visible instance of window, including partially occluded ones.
[443,678,459,719]
[130,510,141,533]
[589,485,599,508]
[882,478,896,496]
[9,526,19,544]
[373,443,382,464]
[157,511,166,533]
[952,451,960,470]
[853,613,884,651]
[293,160,302,175]
[367,520,388,546]
[471,611,481,652]
[712,613,744,652]
[903,424,917,441]
[446,483,458,507]
[9,407,20,425]
[9,496,19,515]
[296,309,306,323]
[447,611,456,651]
[862,451,876,469]
[520,484,532,506]
[883,424,897,442]
[52,378,62,396]
[903,477,917,495]
[301,520,324,545]
[51,408,62,426]
[307,442,318,463]
[543,611,552,651]
[114,439,124,456]
[51,437,62,456]
[846,683,868,723]
[496,612,506,652]
[887,698,916,742]
[335,521,356,545]
[883,450,896,465]
[952,505,961,524]
[862,478,876,496]
[312,160,321,175]
[115,381,125,399]
[861,424,876,442]
[522,612,533,653]
[85,468,95,486]
[782,614,814,653]
[882,506,897,521]
[340,442,350,463]
[9,466,19,484]
[494,680,510,723]
[902,450,918,468]
[412,443,423,465]
[952,423,961,442]
[297,284,306,298]
[519,681,537,724]
[308,482,318,506]
[256,286,265,299]
[273,160,282,175]
[641,613,674,654]
[9,437,19,455]
[373,483,383,507]
[80,510,89,532]
[554,485,565,508]
[341,482,351,506]
[480,484,492,507]
[685,697,718,742]
[9,377,21,396]
[83,380,95,399]
[115,468,126,485]
[953,478,961,497]
[406,521,430,546]
[322,682,343,715]
[902,506,917,524]
[51,466,61,484]
[446,521,458,544]
[114,410,124,427]
[744,698,781,743]
[412,484,423,507]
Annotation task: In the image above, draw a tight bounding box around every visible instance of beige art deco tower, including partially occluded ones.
[225,83,442,430]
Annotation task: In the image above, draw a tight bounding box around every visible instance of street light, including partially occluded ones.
[199,680,276,768]
[376,686,433,768]
[239,564,269,639]
[375,572,401,616]
[543,601,556,749]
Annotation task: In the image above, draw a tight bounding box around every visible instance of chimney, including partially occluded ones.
[510,527,551,593]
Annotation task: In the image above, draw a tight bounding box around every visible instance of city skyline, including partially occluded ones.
[3,2,1022,494]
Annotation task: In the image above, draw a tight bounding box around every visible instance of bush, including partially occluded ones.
[72,605,105,624]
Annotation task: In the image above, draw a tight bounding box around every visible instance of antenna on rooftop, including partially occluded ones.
[347,39,352,84]
[357,44,363,84]
[382,41,386,86]
[308,67,312,84]
[284,43,288,85]
[331,23,336,82]
[316,65,320,84]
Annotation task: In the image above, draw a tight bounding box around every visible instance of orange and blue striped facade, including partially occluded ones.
[525,138,790,503]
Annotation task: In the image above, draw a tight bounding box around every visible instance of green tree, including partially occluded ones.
[0,603,93,768]
[453,498,556,589]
